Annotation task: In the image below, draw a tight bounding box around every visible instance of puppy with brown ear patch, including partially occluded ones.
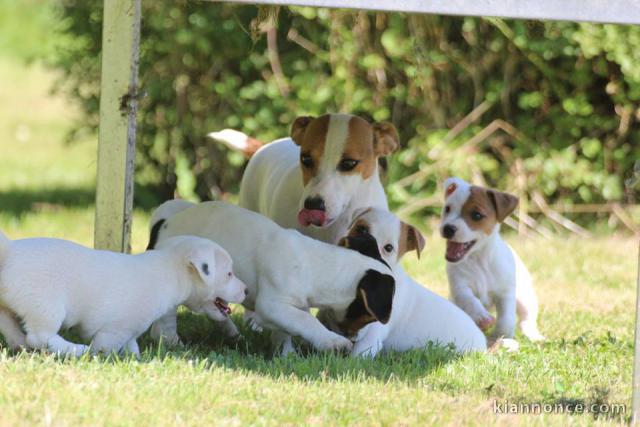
[320,208,487,357]
[440,177,545,342]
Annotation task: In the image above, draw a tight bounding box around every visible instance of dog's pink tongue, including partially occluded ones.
[298,209,326,227]
[446,241,466,262]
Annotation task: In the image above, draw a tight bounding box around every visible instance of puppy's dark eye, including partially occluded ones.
[471,211,484,221]
[202,263,209,275]
[227,272,232,278]
[338,158,359,172]
[300,153,313,168]
[444,205,451,214]
[383,244,394,253]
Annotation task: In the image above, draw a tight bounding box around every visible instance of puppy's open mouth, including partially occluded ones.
[298,209,328,227]
[445,240,476,262]
[214,298,231,317]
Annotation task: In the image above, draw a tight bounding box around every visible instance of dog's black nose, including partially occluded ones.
[442,224,457,239]
[304,197,325,211]
[244,289,249,296]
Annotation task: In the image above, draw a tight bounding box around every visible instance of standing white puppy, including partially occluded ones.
[439,177,545,342]
[0,232,246,356]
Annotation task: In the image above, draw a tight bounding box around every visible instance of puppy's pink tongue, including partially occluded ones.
[297,209,326,227]
[445,241,466,262]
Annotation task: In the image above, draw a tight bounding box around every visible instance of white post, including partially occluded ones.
[94,0,141,252]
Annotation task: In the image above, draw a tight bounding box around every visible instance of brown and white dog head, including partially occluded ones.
[440,177,519,263]
[291,114,399,228]
[344,207,425,267]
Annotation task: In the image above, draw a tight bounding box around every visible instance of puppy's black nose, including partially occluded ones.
[304,197,325,211]
[244,289,249,296]
[442,224,457,239]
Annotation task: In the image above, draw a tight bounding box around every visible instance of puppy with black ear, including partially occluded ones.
[322,214,487,357]
[440,177,545,342]
[147,200,396,355]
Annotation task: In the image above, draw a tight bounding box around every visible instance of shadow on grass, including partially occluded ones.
[131,311,463,383]
[0,185,162,217]
[0,187,96,216]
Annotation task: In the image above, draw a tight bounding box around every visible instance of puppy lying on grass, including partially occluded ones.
[147,200,396,355]
[0,232,246,357]
[320,208,487,356]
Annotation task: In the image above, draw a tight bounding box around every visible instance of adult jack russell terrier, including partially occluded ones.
[0,232,246,356]
[148,200,396,354]
[238,113,399,244]
[440,177,545,342]
[320,208,487,356]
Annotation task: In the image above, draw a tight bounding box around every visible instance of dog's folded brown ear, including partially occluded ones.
[372,122,399,157]
[357,270,395,324]
[399,222,426,259]
[291,116,315,145]
[487,190,519,222]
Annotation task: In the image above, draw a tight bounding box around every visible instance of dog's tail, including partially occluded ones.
[147,200,196,250]
[207,129,264,158]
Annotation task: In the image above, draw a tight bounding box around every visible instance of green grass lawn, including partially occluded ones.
[0,53,638,426]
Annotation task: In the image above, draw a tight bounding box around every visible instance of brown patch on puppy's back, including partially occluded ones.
[461,187,499,235]
[343,117,376,179]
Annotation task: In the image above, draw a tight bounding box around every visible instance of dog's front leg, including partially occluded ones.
[351,322,388,358]
[150,308,182,347]
[256,299,352,353]
[271,329,295,356]
[219,317,240,338]
[450,282,495,331]
[492,292,517,339]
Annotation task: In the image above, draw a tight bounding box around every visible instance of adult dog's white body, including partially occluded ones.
[149,201,396,354]
[440,177,544,342]
[329,208,487,356]
[0,233,246,356]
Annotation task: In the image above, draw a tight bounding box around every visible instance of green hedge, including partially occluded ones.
[52,1,639,217]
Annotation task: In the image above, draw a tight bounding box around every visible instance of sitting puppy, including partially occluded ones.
[0,232,246,356]
[440,177,545,342]
[147,200,396,355]
[320,208,487,357]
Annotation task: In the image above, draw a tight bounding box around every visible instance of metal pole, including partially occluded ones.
[94,0,141,252]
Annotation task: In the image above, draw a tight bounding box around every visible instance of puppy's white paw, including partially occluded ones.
[316,333,353,352]
[521,323,546,342]
[159,334,184,348]
[488,337,520,353]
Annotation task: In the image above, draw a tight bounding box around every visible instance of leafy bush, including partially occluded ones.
[52,1,639,219]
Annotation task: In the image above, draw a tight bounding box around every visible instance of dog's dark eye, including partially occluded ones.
[338,158,359,172]
[444,205,451,214]
[383,244,394,253]
[471,211,484,221]
[227,272,232,278]
[202,263,209,275]
[300,153,313,168]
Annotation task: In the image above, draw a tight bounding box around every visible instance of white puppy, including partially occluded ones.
[0,232,246,356]
[147,200,396,354]
[320,208,487,356]
[440,177,545,342]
